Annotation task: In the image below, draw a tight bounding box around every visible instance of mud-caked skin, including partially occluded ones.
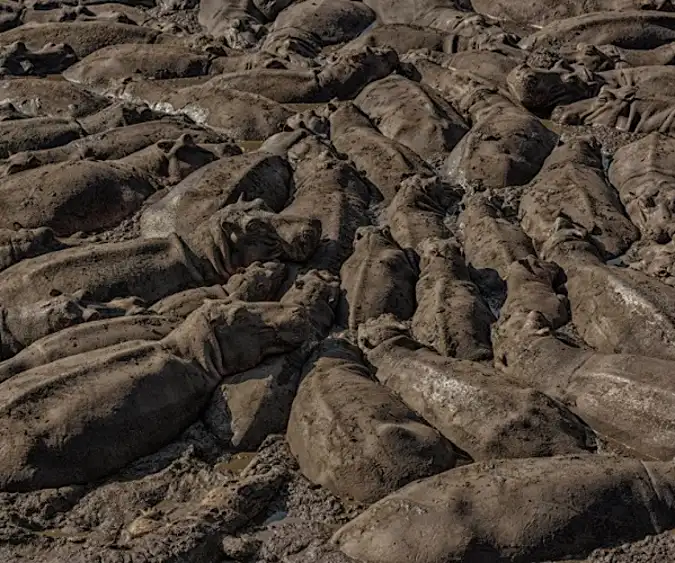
[429,49,524,89]
[507,62,603,113]
[0,314,180,381]
[280,269,341,338]
[442,102,558,190]
[627,239,675,285]
[1,117,235,175]
[204,47,399,104]
[519,136,638,258]
[500,255,570,329]
[494,306,675,460]
[339,225,418,331]
[592,41,675,67]
[355,74,469,160]
[0,117,86,158]
[0,198,320,308]
[342,23,446,54]
[458,193,536,281]
[358,315,595,461]
[473,0,673,27]
[405,57,560,189]
[286,337,459,503]
[62,43,214,93]
[362,0,464,25]
[509,62,675,114]
[0,21,161,58]
[197,0,264,47]
[0,136,219,236]
[385,174,457,252]
[140,151,292,240]
[0,226,64,273]
[329,103,433,204]
[203,270,340,452]
[0,76,109,117]
[540,219,675,363]
[271,0,375,47]
[0,41,77,76]
[0,292,146,360]
[519,11,675,51]
[281,136,376,273]
[334,456,675,563]
[150,260,288,318]
[412,238,495,360]
[609,132,675,243]
[0,299,312,492]
[8,0,675,558]
[123,77,294,140]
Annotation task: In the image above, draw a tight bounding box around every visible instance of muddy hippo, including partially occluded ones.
[1,116,234,175]
[271,0,375,46]
[0,299,314,491]
[385,175,456,252]
[412,238,494,360]
[355,74,468,160]
[287,337,460,503]
[458,193,535,281]
[334,456,675,562]
[339,225,418,330]
[203,47,398,104]
[0,136,219,235]
[329,103,433,204]
[0,41,77,76]
[609,132,675,243]
[520,11,675,51]
[62,43,214,93]
[473,0,673,26]
[358,315,595,461]
[0,76,109,117]
[540,218,675,363]
[140,151,292,239]
[0,21,160,58]
[281,136,376,272]
[0,198,320,307]
[519,136,638,257]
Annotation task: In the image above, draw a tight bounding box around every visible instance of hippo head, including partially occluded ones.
[505,255,567,290]
[357,313,414,357]
[417,237,467,278]
[166,300,312,378]
[158,134,220,181]
[539,216,604,268]
[284,108,330,137]
[2,152,40,176]
[281,269,340,336]
[492,310,553,372]
[399,174,460,212]
[352,225,397,251]
[628,240,675,282]
[624,182,675,244]
[224,260,287,302]
[318,46,399,99]
[221,16,264,50]
[186,198,321,281]
[543,135,604,171]
[507,62,600,113]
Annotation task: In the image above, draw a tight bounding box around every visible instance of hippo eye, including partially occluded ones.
[643,196,656,208]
